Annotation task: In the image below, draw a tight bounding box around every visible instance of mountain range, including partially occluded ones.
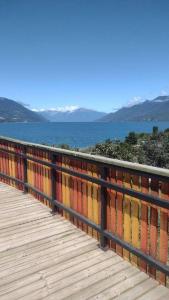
[98,96,169,122]
[0,98,106,122]
[36,107,106,122]
[1,95,169,123]
[0,97,45,123]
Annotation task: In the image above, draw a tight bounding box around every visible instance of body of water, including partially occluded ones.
[0,122,169,148]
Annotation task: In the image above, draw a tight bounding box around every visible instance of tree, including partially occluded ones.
[59,143,71,150]
[152,126,158,138]
[164,128,169,134]
[125,132,137,145]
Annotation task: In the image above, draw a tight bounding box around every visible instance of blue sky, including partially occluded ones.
[0,0,169,112]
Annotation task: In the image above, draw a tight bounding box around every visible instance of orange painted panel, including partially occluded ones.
[140,176,149,273]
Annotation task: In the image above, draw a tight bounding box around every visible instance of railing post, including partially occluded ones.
[51,153,57,212]
[23,146,28,193]
[100,166,108,249]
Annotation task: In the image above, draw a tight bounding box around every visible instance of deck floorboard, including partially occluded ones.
[0,182,168,300]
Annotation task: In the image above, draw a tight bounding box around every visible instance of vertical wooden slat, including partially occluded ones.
[44,151,47,204]
[15,145,18,188]
[116,169,123,257]
[149,177,159,279]
[23,145,28,193]
[51,153,57,212]
[48,152,52,200]
[77,160,83,229]
[47,151,51,206]
[92,164,100,240]
[65,157,71,218]
[73,159,78,226]
[39,150,43,199]
[81,161,88,233]
[18,146,22,190]
[140,176,149,272]
[87,163,93,237]
[62,156,66,218]
[69,159,74,224]
[11,144,16,186]
[56,155,63,215]
[131,174,140,266]
[45,153,48,204]
[42,151,45,203]
[109,167,117,251]
[106,168,111,245]
[100,166,108,248]
[123,172,131,261]
[159,181,169,285]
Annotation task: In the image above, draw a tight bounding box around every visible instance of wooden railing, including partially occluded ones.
[0,136,168,286]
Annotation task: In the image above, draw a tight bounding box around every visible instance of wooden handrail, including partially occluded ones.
[0,136,168,286]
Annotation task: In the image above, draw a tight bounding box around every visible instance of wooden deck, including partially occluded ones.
[0,183,169,300]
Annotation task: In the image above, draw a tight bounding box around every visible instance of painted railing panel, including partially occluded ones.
[0,137,168,286]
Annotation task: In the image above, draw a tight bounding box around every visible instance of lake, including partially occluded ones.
[0,122,169,148]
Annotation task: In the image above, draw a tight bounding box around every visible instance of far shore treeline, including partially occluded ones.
[50,127,169,169]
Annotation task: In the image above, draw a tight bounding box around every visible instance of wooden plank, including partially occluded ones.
[137,285,169,300]
[0,251,116,300]
[36,248,115,279]
[0,243,97,287]
[90,271,149,300]
[0,222,75,245]
[109,167,117,251]
[64,156,71,219]
[113,278,158,300]
[0,279,46,300]
[116,169,123,256]
[0,214,55,231]
[1,237,93,285]
[87,163,93,236]
[140,176,149,272]
[131,174,140,266]
[0,239,96,272]
[0,217,63,237]
[12,287,48,300]
[77,160,83,230]
[81,161,88,233]
[123,172,131,261]
[92,164,100,240]
[0,235,92,272]
[0,248,102,287]
[0,230,77,263]
[45,261,132,300]
[0,224,83,253]
[158,181,169,285]
[47,256,120,287]
[0,212,52,229]
[72,158,78,226]
[149,178,159,279]
[67,267,139,300]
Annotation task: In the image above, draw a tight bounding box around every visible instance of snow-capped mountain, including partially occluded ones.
[34,106,107,122]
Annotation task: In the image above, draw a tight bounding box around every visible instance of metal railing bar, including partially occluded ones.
[0,172,24,185]
[0,160,169,210]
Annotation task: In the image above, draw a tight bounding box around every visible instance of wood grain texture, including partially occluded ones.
[116,169,123,257]
[1,182,168,300]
